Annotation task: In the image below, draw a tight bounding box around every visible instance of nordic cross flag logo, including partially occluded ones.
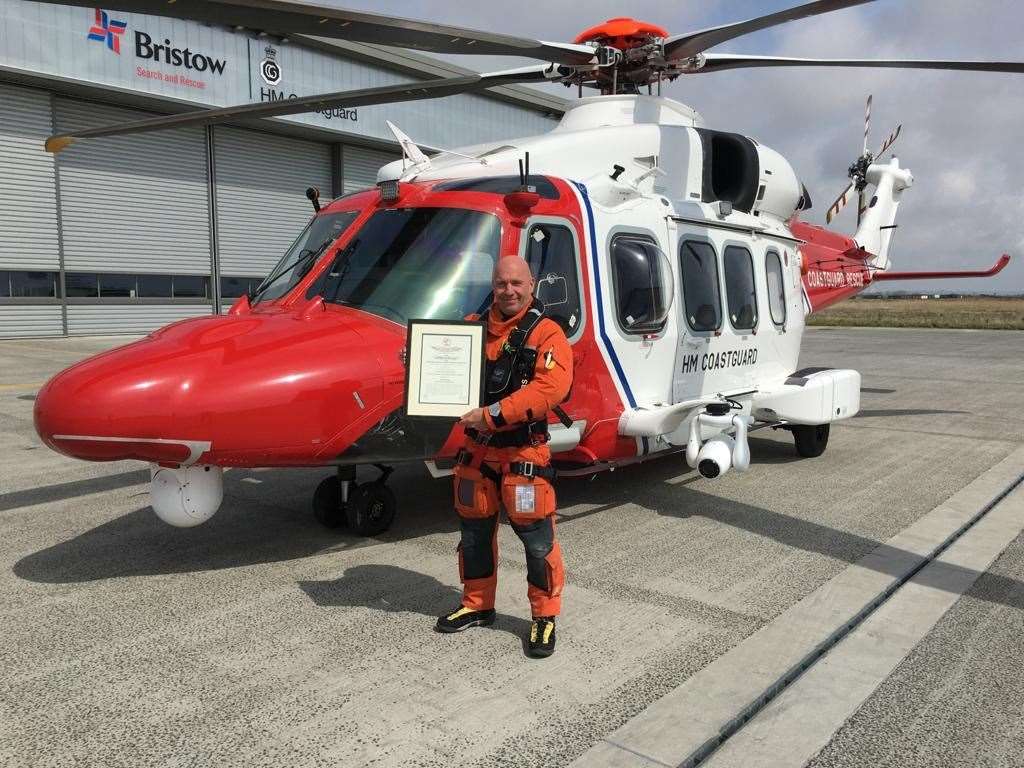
[87,8,128,53]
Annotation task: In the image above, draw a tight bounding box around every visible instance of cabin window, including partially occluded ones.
[723,245,758,331]
[254,210,359,303]
[610,233,673,335]
[524,223,582,336]
[319,207,501,323]
[765,250,786,326]
[679,240,722,332]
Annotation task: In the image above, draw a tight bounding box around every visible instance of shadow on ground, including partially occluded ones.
[12,466,454,584]
[857,409,969,418]
[0,469,150,513]
[299,564,532,640]
[13,444,1024,613]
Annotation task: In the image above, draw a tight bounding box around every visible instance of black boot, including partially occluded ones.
[435,606,496,633]
[528,616,556,657]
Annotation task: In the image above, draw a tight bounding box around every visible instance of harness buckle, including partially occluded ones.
[466,427,492,446]
[519,461,535,479]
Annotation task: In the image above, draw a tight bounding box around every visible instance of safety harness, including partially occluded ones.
[459,298,568,482]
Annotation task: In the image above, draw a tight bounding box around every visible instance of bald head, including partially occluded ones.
[492,255,535,318]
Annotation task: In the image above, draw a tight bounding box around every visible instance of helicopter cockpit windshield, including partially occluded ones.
[315,207,501,324]
[252,211,359,303]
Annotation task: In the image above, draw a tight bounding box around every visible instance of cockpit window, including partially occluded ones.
[433,176,559,200]
[319,208,501,324]
[252,211,358,303]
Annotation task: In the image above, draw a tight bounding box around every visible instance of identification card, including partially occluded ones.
[515,484,536,514]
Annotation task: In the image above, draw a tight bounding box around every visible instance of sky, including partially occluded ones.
[323,0,1023,294]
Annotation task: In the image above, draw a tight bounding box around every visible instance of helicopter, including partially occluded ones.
[31,0,1017,537]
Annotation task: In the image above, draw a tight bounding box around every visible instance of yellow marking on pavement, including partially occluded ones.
[0,382,43,392]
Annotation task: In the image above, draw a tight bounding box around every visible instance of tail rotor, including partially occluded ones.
[825,95,902,225]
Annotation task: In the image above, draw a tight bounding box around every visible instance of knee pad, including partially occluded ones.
[510,516,555,591]
[459,515,498,580]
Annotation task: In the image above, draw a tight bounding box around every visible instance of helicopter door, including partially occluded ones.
[520,218,584,342]
[673,236,723,402]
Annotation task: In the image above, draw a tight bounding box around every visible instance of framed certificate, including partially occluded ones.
[404,319,487,418]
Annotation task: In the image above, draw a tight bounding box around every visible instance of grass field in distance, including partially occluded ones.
[807,296,1024,330]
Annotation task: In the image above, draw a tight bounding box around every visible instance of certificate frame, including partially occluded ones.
[404,319,487,419]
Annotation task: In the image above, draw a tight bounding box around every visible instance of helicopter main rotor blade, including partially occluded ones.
[665,0,876,61]
[29,0,598,66]
[45,65,572,153]
[691,54,1024,74]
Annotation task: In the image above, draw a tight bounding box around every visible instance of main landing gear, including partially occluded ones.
[790,424,831,458]
[313,464,397,536]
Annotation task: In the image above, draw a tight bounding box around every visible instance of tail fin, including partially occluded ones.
[853,157,914,271]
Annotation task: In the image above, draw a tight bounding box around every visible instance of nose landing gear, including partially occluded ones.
[313,464,397,536]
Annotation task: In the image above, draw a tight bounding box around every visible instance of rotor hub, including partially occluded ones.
[573,17,669,50]
[571,18,673,94]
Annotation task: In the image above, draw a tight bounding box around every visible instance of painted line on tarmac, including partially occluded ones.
[0,383,43,392]
[701,480,1024,767]
[570,445,1024,768]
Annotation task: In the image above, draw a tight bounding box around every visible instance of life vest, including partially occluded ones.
[483,298,546,406]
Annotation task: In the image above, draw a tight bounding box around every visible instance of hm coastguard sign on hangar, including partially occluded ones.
[256,45,358,124]
[0,2,540,147]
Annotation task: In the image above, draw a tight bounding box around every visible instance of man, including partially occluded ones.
[435,255,573,658]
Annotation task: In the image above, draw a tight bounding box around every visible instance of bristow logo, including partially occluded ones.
[87,8,127,54]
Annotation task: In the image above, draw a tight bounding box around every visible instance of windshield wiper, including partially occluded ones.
[251,239,333,302]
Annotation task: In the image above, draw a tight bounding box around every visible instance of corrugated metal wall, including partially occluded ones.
[66,305,211,336]
[0,305,63,338]
[213,127,332,278]
[53,98,212,275]
[0,83,60,270]
[342,145,400,193]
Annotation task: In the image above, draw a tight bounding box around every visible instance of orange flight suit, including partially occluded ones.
[453,301,573,618]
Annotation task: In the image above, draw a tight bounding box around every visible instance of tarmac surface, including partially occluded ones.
[1,327,1022,767]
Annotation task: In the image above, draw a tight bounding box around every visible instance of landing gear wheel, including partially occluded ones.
[313,476,354,529]
[346,481,397,537]
[792,424,830,458]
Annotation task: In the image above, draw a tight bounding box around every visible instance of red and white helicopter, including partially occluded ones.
[33,0,1016,535]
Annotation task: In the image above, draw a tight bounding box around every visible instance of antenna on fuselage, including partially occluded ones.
[518,152,536,193]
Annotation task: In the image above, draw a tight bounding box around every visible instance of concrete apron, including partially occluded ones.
[572,445,1024,768]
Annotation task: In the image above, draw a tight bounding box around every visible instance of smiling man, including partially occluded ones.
[436,255,573,658]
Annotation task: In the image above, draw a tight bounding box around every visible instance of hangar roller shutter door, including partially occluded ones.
[213,127,332,280]
[0,83,61,272]
[0,306,63,339]
[342,145,400,193]
[65,305,210,336]
[53,98,213,276]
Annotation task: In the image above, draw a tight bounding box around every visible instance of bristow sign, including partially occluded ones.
[88,7,228,90]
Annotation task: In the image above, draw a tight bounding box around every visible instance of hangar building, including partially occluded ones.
[0,0,566,338]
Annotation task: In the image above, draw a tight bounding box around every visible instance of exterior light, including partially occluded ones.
[378,179,400,202]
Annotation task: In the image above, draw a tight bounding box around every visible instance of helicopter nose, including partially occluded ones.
[34,310,401,465]
[34,336,206,464]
